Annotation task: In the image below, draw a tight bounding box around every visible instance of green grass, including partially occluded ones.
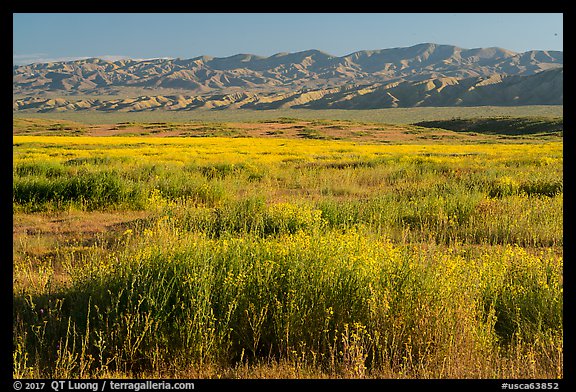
[12,144,563,247]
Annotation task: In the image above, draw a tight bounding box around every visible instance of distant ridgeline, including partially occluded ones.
[13,43,563,112]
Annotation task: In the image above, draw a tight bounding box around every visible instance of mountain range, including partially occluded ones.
[13,43,563,111]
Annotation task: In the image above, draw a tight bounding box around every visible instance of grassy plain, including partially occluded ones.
[13,116,563,144]
[12,105,563,124]
[13,120,563,379]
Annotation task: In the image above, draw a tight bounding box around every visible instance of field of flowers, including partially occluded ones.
[13,135,563,378]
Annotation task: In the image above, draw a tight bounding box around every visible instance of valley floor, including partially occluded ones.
[12,120,563,380]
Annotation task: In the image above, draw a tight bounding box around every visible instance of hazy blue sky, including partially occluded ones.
[13,13,563,65]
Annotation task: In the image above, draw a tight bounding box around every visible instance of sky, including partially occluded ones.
[13,13,563,65]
